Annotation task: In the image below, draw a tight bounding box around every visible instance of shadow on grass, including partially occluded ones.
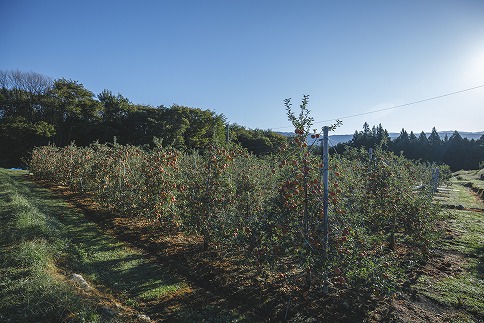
[475,245,484,278]
[3,172,251,321]
[26,186,185,300]
[56,207,253,321]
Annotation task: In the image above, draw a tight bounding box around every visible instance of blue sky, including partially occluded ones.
[1,0,484,135]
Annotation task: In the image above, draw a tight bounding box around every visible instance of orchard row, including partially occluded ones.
[29,137,442,294]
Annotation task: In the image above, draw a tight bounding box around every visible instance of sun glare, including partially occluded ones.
[467,43,484,83]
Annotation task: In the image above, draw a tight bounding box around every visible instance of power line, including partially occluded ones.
[269,84,484,130]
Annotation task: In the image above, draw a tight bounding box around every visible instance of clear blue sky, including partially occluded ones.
[1,0,484,135]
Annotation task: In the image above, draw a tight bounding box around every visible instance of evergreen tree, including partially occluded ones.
[428,127,442,161]
[392,128,409,155]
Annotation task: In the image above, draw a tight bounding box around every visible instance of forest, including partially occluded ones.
[0,70,286,167]
[340,123,484,171]
[1,70,483,170]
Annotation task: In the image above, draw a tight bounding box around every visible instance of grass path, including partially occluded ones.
[0,169,247,322]
[389,171,484,322]
[0,169,162,321]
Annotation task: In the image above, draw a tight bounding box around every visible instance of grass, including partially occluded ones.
[452,169,484,190]
[0,169,190,322]
[0,169,99,322]
[445,210,484,255]
[56,201,189,303]
[414,171,484,321]
[434,182,483,210]
[418,211,484,321]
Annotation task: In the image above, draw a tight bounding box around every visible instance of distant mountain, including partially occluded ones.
[276,132,354,145]
[277,131,484,146]
[436,131,484,141]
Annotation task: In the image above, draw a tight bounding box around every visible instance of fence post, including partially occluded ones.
[432,168,440,193]
[322,126,329,256]
[226,124,230,144]
[322,126,329,294]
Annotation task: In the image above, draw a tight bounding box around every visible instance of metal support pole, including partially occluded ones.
[322,126,329,258]
[432,168,440,193]
[226,124,230,144]
[322,126,329,294]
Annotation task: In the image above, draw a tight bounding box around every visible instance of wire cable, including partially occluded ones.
[232,84,484,150]
[269,84,484,130]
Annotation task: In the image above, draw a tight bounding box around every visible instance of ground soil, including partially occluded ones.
[35,178,483,322]
[378,237,471,322]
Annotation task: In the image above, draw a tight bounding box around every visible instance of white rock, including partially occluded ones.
[70,273,90,290]
[137,314,151,321]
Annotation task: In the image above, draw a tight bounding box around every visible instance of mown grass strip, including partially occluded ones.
[0,169,189,321]
[453,169,484,190]
[0,169,100,322]
[415,174,484,321]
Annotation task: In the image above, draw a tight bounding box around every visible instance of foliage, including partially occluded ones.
[3,69,481,171]
[336,123,484,171]
[229,124,287,155]
[29,96,442,300]
[0,69,286,168]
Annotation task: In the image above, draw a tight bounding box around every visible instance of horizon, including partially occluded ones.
[277,129,484,137]
[277,129,484,143]
[1,1,484,134]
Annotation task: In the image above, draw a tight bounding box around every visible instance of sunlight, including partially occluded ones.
[466,42,484,83]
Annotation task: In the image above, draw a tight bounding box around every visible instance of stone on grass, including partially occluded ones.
[70,273,90,290]
[137,314,151,321]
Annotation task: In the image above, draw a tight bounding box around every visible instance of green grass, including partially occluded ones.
[0,169,189,322]
[418,273,483,315]
[0,168,249,322]
[56,201,189,302]
[434,183,483,210]
[415,176,484,321]
[0,169,99,322]
[452,169,484,190]
[444,210,484,255]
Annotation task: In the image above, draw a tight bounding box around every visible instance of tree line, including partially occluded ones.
[334,122,484,171]
[0,70,286,167]
[1,70,482,170]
